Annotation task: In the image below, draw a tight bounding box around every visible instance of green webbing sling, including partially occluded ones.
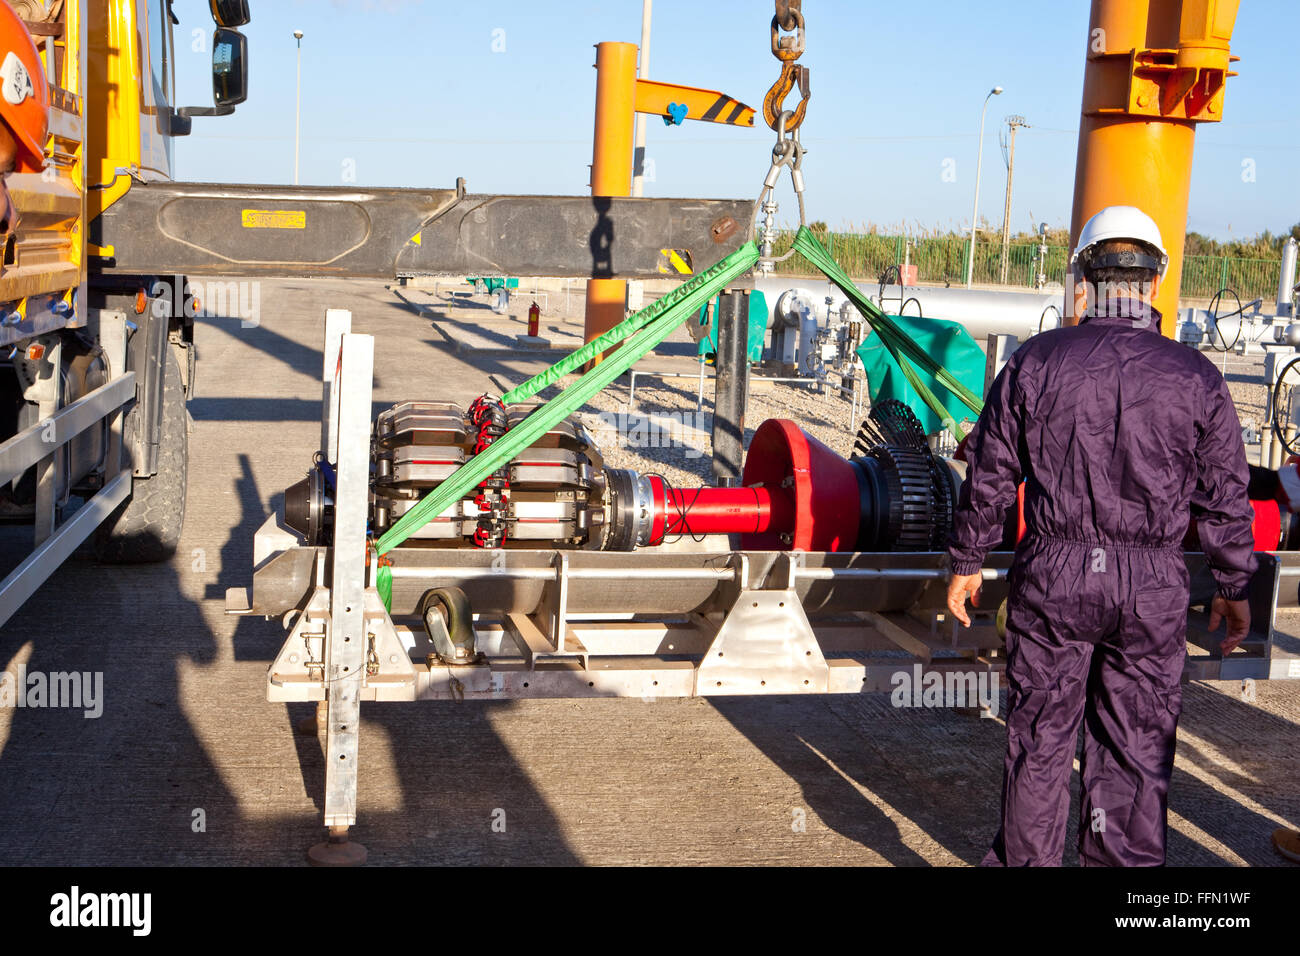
[792,227,985,438]
[375,241,761,558]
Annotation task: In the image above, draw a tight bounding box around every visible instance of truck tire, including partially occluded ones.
[93,349,188,563]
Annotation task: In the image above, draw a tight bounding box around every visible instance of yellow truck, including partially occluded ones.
[0,0,249,624]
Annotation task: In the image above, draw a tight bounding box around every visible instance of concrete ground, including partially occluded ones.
[0,277,1296,866]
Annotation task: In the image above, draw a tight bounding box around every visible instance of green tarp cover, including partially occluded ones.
[696,290,769,364]
[467,277,519,292]
[857,315,985,435]
[790,228,985,438]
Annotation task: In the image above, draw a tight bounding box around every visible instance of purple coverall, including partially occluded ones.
[948,306,1257,866]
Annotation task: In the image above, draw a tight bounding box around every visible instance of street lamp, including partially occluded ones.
[965,85,1003,288]
[293,30,304,185]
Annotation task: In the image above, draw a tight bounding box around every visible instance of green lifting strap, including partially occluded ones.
[501,247,758,405]
[375,241,761,558]
[791,228,985,438]
[376,553,393,610]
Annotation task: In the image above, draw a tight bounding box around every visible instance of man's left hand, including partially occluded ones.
[947,571,983,628]
[1208,594,1251,654]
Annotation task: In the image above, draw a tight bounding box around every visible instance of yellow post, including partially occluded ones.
[584,42,639,363]
[1068,0,1239,337]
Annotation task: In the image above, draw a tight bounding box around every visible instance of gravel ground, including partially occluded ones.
[444,289,869,488]
[1216,351,1273,462]
[576,375,861,488]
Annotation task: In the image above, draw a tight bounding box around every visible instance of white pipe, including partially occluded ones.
[1279,237,1298,318]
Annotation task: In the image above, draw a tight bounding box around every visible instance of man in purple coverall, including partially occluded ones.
[945,206,1257,867]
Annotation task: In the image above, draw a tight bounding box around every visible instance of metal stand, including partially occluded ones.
[627,365,710,413]
[295,700,327,736]
[228,304,1292,850]
[712,290,749,487]
[307,825,369,867]
[303,315,371,863]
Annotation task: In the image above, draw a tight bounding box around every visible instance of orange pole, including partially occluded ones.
[1068,0,1239,337]
[584,42,639,364]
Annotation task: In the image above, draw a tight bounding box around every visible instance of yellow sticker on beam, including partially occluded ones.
[410,230,422,246]
[241,209,307,229]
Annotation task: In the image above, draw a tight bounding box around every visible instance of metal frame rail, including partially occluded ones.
[0,309,135,627]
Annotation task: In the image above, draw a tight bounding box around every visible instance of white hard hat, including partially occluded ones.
[1071,205,1169,278]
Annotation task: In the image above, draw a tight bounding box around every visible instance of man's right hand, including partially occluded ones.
[1208,594,1251,654]
[947,571,983,628]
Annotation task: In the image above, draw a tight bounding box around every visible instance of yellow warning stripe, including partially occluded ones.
[658,248,692,275]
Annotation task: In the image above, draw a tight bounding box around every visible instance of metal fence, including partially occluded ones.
[1180,255,1281,301]
[771,231,1281,301]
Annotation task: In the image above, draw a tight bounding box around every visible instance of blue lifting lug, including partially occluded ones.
[664,102,688,126]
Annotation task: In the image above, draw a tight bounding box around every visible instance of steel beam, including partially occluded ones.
[91,182,751,280]
[634,78,756,127]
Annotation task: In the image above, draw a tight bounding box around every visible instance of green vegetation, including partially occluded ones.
[771,222,1298,301]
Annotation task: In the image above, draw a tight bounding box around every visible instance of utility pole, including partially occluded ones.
[293,30,304,185]
[630,0,652,197]
[626,0,652,317]
[999,115,1029,284]
[966,86,1002,288]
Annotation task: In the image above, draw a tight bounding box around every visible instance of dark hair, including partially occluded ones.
[1079,239,1160,289]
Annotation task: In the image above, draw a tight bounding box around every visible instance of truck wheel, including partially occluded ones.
[93,349,188,563]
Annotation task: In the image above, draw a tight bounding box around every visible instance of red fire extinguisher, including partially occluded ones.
[527,301,540,337]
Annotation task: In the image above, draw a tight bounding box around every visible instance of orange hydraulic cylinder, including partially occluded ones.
[1067,0,1239,338]
[1070,118,1196,335]
[584,42,639,364]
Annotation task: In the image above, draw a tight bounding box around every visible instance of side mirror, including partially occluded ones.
[213,28,248,107]
[209,0,251,28]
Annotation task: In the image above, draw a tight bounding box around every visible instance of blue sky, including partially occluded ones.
[171,0,1298,241]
